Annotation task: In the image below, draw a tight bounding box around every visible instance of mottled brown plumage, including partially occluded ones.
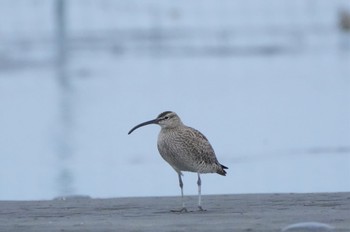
[158,124,227,176]
[128,111,228,212]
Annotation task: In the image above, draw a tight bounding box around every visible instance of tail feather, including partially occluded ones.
[217,164,228,176]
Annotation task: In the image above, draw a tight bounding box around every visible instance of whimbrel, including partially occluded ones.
[128,111,228,212]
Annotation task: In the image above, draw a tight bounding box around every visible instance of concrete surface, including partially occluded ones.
[0,192,349,232]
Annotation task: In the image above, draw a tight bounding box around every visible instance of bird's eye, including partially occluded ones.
[164,116,169,119]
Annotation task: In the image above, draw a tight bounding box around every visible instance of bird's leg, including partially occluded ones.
[171,173,187,213]
[197,173,206,211]
[179,174,187,212]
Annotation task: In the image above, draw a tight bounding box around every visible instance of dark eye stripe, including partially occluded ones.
[157,111,173,118]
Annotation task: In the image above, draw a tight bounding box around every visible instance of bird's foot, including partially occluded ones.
[171,207,188,213]
[198,206,206,212]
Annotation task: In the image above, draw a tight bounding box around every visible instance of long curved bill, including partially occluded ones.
[128,118,159,135]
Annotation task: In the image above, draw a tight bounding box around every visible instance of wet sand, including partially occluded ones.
[0,192,349,232]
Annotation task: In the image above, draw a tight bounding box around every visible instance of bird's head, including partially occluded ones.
[128,111,183,134]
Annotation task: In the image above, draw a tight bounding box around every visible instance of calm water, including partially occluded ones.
[0,0,349,200]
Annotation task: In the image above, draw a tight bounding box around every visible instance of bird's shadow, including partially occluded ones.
[154,208,208,214]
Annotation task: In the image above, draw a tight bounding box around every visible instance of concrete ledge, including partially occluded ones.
[0,192,349,232]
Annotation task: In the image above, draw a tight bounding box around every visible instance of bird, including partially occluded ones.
[128,111,228,212]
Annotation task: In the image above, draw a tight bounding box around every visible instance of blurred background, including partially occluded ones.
[0,0,350,200]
